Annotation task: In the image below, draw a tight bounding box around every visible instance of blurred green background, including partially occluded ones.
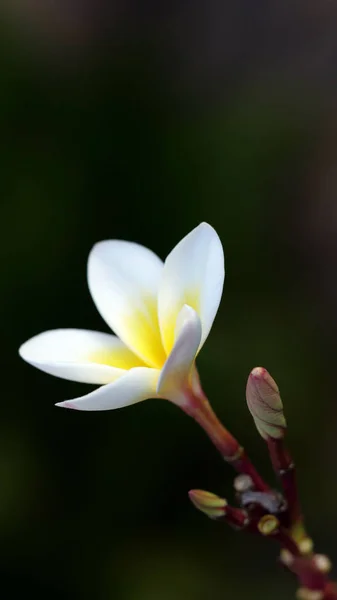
[1,1,337,598]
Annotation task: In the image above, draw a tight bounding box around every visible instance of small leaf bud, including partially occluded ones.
[280,549,294,567]
[296,588,323,600]
[234,474,254,493]
[313,554,332,574]
[298,537,314,556]
[257,514,280,536]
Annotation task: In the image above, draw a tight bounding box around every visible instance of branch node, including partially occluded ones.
[225,446,244,462]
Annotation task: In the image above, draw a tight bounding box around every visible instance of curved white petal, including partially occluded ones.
[157,305,201,399]
[158,223,225,354]
[56,367,159,411]
[88,240,166,369]
[19,329,144,384]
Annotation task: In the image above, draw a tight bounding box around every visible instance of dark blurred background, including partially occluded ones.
[2,1,337,598]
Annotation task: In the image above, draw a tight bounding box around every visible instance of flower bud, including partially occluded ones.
[298,537,314,556]
[234,474,254,493]
[280,549,294,567]
[257,514,280,536]
[188,490,227,519]
[246,367,286,440]
[313,554,332,574]
[296,589,323,600]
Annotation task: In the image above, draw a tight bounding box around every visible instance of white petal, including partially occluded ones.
[158,222,224,354]
[19,329,144,384]
[157,305,201,399]
[56,367,159,411]
[88,240,166,369]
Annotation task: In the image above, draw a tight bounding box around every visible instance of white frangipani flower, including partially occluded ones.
[19,223,224,411]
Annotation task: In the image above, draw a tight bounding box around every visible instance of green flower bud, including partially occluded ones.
[188,489,227,519]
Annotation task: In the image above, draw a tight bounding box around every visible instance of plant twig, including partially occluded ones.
[184,386,269,492]
[187,366,337,599]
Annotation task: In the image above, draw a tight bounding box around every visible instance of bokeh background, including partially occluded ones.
[2,1,337,598]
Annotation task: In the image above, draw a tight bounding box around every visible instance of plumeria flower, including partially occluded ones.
[19,223,224,412]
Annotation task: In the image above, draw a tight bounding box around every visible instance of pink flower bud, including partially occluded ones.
[246,367,286,440]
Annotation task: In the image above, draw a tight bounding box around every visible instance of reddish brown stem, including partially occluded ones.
[289,556,326,588]
[230,449,270,493]
[267,437,302,527]
[324,583,337,600]
[283,553,337,599]
[275,527,301,556]
[222,505,250,530]
[184,390,269,492]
